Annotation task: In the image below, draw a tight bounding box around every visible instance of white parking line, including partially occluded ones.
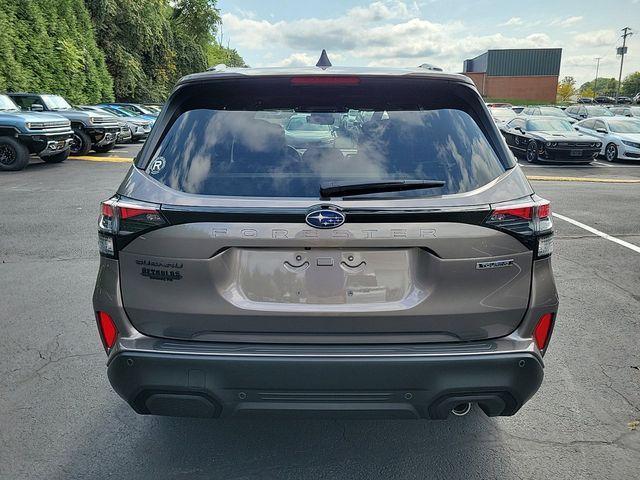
[553,213,640,254]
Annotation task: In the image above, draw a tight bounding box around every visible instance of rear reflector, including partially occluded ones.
[533,313,554,351]
[290,76,361,86]
[97,311,118,351]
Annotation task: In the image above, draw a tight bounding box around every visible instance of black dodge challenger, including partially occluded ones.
[500,116,601,164]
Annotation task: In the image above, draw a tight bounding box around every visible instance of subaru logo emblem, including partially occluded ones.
[305,208,345,229]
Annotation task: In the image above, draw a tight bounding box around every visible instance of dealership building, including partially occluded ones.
[462,48,562,103]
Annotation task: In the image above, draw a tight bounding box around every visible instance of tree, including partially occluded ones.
[0,0,113,103]
[579,77,619,96]
[85,0,245,101]
[557,76,576,102]
[580,86,595,99]
[621,72,640,96]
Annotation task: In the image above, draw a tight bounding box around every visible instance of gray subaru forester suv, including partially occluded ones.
[93,62,558,420]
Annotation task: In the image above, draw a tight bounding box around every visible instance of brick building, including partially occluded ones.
[462,48,562,103]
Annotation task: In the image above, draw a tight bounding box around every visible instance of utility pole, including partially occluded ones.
[616,27,633,101]
[593,57,601,96]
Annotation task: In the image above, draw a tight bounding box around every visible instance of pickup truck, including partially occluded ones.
[0,94,74,171]
[8,93,120,156]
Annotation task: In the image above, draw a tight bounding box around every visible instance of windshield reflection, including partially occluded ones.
[149,109,505,198]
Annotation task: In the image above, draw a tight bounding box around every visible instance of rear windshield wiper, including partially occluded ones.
[320,179,446,198]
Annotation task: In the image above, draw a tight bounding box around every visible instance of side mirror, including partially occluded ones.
[514,126,524,133]
[30,104,44,112]
[596,128,608,134]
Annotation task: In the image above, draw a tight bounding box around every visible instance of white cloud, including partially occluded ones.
[563,55,615,68]
[550,16,583,28]
[573,29,617,48]
[499,17,523,27]
[222,6,555,71]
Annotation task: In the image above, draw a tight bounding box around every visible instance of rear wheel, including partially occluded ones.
[605,143,618,162]
[70,130,92,156]
[526,140,539,163]
[41,150,69,164]
[0,136,30,171]
[93,142,116,153]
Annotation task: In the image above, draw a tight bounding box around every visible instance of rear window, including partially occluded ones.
[147,78,507,198]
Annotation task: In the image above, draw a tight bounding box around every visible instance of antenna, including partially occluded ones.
[316,50,332,68]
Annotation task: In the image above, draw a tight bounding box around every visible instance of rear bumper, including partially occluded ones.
[106,342,544,419]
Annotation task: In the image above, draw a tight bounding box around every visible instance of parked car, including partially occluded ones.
[8,93,120,155]
[576,97,593,104]
[101,102,158,117]
[486,102,513,108]
[519,106,577,124]
[609,106,640,118]
[93,62,558,420]
[511,106,525,114]
[98,104,157,125]
[284,113,336,148]
[565,104,614,121]
[500,116,601,164]
[634,93,640,104]
[616,96,632,104]
[0,94,73,171]
[81,105,151,143]
[77,106,131,143]
[143,104,163,113]
[594,96,615,104]
[574,117,640,162]
[488,106,516,126]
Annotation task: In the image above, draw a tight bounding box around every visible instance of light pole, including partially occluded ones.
[593,57,601,97]
[616,27,633,101]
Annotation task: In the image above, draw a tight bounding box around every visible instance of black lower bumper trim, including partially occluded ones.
[107,350,544,419]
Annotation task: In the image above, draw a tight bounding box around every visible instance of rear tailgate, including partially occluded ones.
[119,213,533,343]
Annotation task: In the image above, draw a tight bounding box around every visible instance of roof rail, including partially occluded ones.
[207,64,228,72]
[418,63,443,72]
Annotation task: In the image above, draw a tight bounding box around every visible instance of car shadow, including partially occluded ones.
[56,403,514,479]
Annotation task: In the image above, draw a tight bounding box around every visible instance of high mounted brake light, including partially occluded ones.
[98,197,167,257]
[484,199,553,258]
[290,76,361,86]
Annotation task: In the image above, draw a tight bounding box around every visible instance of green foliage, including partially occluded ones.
[0,0,113,103]
[87,0,246,101]
[0,0,245,103]
[621,72,640,96]
[557,76,576,103]
[579,77,619,96]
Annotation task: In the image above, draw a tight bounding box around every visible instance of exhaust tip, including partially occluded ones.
[451,402,472,416]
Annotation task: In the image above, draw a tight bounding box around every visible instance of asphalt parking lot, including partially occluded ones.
[1,144,639,479]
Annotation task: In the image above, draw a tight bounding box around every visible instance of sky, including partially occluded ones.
[216,0,640,86]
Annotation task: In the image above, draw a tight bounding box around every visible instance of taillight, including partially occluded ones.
[484,199,553,258]
[96,311,118,351]
[533,313,554,352]
[98,197,166,257]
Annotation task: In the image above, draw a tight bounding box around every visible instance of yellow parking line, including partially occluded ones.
[526,175,640,184]
[70,156,133,163]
